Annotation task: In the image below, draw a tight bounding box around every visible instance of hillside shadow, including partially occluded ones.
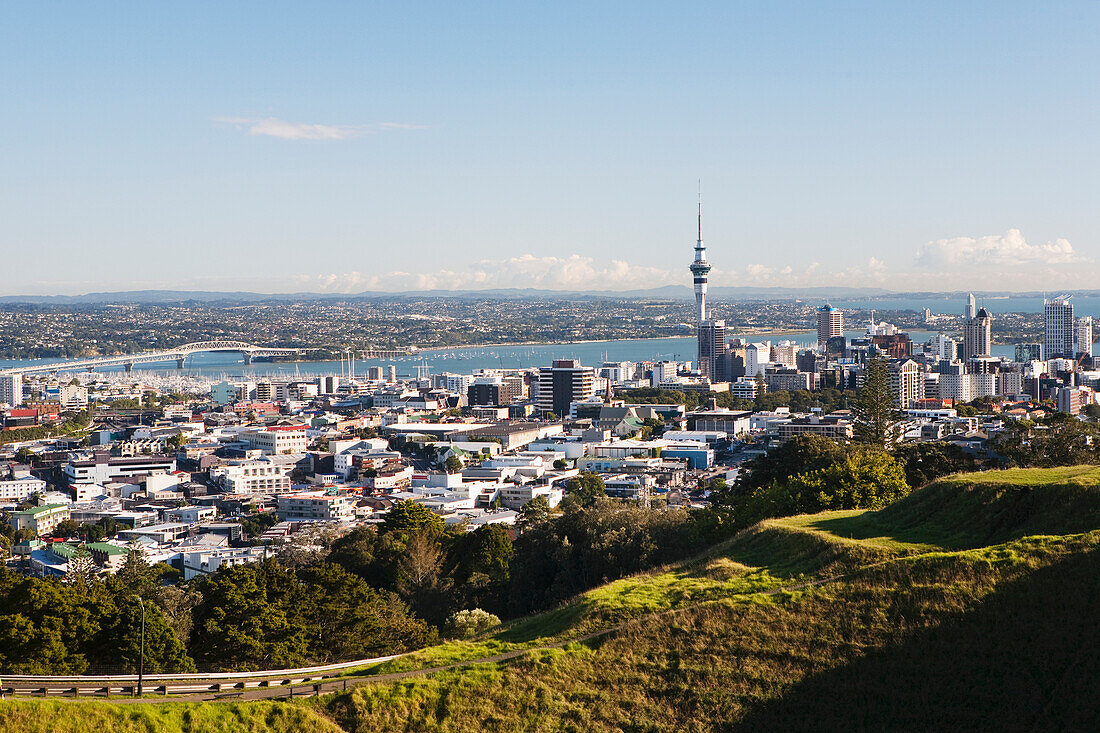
[806,513,962,551]
[733,548,1100,732]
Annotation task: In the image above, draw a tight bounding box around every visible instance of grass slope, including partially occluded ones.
[4,467,1100,732]
[0,700,342,733]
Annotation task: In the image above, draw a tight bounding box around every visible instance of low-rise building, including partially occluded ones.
[8,504,70,536]
[767,414,854,443]
[210,457,293,495]
[277,492,356,522]
[0,472,47,502]
[498,484,564,510]
[241,425,309,455]
[181,546,268,581]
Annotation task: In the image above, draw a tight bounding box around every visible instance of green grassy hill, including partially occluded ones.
[5,467,1100,732]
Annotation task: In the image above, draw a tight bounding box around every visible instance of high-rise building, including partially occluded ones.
[1014,343,1043,363]
[688,194,716,375]
[1075,316,1093,357]
[936,334,958,361]
[817,304,843,349]
[255,379,276,402]
[386,365,397,383]
[536,359,595,417]
[697,320,727,381]
[0,373,23,407]
[889,359,924,408]
[1045,296,1075,358]
[689,195,711,325]
[965,292,977,320]
[963,307,992,360]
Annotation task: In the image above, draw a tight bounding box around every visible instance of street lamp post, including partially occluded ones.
[134,596,145,697]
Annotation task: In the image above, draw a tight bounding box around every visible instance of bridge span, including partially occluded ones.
[0,340,303,375]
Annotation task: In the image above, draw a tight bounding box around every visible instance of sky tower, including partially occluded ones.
[690,191,726,382]
[689,193,711,323]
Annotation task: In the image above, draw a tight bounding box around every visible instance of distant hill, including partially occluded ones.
[5,285,1091,305]
[5,466,1099,731]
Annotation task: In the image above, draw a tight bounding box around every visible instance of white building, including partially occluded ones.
[0,473,47,502]
[443,373,474,396]
[498,484,564,510]
[1045,297,1075,358]
[211,381,256,405]
[730,377,759,400]
[58,384,89,408]
[64,454,177,485]
[165,505,218,524]
[889,359,924,408]
[0,373,23,407]
[241,425,308,455]
[181,546,268,581]
[745,343,771,377]
[210,458,293,494]
[935,334,958,361]
[277,491,355,522]
[1076,316,1094,358]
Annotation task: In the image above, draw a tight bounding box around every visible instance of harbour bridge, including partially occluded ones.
[0,340,302,375]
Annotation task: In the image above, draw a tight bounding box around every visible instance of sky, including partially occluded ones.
[2,1,1099,295]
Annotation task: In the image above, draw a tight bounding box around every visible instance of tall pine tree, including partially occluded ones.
[853,356,900,447]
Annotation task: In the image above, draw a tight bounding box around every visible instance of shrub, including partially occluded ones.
[445,608,501,639]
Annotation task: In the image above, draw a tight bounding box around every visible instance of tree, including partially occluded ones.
[398,530,444,592]
[740,449,910,522]
[893,442,979,487]
[65,547,99,586]
[853,357,900,447]
[381,500,445,538]
[113,544,165,600]
[107,597,195,673]
[724,434,846,500]
[564,472,606,507]
[518,495,552,527]
[753,371,767,402]
[53,519,82,538]
[444,608,501,639]
[295,564,436,662]
[190,560,310,671]
[154,584,202,644]
[782,450,910,511]
[444,455,464,474]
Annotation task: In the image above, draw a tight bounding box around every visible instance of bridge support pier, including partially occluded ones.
[176,357,186,369]
[124,363,134,374]
[244,353,253,365]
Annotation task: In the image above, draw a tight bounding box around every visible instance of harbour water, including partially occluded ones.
[0,328,1045,382]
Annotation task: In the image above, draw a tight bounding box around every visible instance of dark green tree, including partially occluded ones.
[893,442,979,487]
[853,356,900,447]
[564,472,606,507]
[518,495,552,527]
[382,500,446,538]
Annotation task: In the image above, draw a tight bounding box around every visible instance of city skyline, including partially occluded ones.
[3,2,1100,295]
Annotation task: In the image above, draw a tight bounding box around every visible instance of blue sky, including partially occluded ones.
[2,2,1098,294]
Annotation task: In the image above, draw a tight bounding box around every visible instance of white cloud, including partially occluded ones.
[304,255,678,293]
[215,117,426,140]
[915,229,1084,269]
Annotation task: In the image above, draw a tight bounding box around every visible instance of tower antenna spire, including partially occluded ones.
[697,180,702,244]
